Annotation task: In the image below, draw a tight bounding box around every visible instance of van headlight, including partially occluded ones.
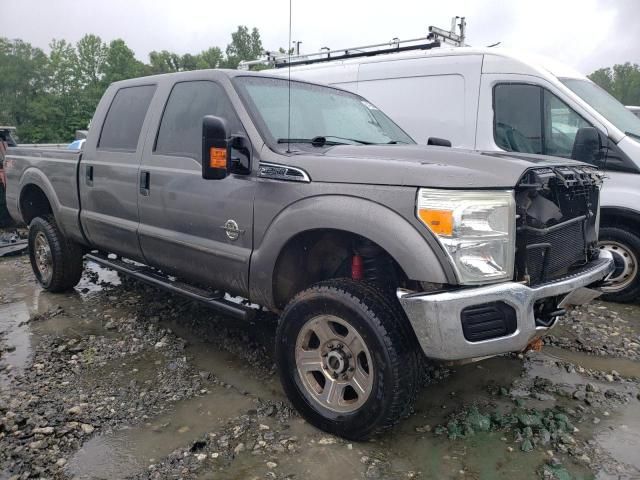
[416,188,516,284]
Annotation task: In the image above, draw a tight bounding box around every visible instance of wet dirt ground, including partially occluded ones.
[1,250,639,480]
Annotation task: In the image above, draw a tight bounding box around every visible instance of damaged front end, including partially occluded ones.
[397,164,614,361]
[515,166,605,326]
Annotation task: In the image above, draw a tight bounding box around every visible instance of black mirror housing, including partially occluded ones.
[202,115,230,180]
[427,137,452,147]
[571,127,601,165]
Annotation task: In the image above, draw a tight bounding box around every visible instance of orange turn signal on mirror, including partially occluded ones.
[209,147,227,169]
[418,209,454,236]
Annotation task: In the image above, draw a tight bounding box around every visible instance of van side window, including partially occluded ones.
[155,81,242,162]
[494,84,543,154]
[99,85,156,151]
[543,91,591,158]
[494,83,594,160]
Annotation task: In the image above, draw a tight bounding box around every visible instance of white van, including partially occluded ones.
[266,46,640,303]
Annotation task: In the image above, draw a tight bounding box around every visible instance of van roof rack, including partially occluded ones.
[238,17,467,70]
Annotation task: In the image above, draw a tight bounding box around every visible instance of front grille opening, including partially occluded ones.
[461,302,517,342]
[515,166,602,286]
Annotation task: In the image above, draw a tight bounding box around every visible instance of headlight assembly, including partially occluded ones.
[417,188,516,284]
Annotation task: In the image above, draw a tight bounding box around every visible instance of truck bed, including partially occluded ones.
[5,147,83,242]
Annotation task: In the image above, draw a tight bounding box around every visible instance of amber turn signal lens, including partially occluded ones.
[209,147,227,169]
[418,209,454,236]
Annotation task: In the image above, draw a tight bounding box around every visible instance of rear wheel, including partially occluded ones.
[28,215,84,292]
[275,278,420,440]
[599,226,640,303]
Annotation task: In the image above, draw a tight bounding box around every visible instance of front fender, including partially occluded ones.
[249,195,455,308]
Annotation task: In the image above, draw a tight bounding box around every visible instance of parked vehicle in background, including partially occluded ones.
[5,70,613,439]
[0,127,18,227]
[268,44,640,303]
[628,106,640,119]
[67,139,86,150]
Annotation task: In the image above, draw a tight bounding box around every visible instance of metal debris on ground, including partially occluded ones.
[0,230,27,257]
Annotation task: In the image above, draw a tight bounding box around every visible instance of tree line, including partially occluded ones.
[1,26,639,144]
[588,63,640,107]
[0,26,264,143]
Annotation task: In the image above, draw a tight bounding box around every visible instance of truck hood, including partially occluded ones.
[281,145,588,188]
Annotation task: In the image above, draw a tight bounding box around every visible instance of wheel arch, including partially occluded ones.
[249,195,454,310]
[600,206,640,231]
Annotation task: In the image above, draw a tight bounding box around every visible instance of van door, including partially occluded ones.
[79,84,156,262]
[137,80,254,297]
[356,55,482,147]
[476,74,608,157]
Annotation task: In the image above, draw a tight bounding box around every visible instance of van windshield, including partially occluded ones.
[233,76,414,148]
[561,78,640,140]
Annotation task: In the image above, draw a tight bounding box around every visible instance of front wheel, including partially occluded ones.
[275,279,419,440]
[28,215,84,292]
[599,226,640,303]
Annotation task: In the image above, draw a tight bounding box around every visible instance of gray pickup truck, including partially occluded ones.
[5,70,614,439]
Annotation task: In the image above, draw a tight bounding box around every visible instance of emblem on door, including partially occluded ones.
[220,219,244,241]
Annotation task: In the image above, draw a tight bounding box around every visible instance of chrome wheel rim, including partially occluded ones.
[34,232,53,284]
[600,241,638,292]
[295,314,373,413]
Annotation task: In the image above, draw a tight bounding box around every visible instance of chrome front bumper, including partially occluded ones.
[397,250,614,361]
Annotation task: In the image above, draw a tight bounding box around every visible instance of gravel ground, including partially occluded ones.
[1,247,639,480]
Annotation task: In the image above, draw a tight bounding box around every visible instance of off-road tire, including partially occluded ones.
[275,278,420,440]
[28,215,84,292]
[599,226,640,303]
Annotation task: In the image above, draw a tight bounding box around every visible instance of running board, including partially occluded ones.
[85,253,255,321]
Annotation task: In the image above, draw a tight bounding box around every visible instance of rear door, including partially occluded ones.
[79,84,156,261]
[137,79,254,297]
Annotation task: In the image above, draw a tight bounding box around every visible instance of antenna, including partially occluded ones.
[287,0,292,153]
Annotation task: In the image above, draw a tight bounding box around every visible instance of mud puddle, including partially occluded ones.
[67,387,255,479]
[0,260,118,384]
[545,346,640,379]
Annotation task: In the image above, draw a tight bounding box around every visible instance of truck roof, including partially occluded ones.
[274,46,587,81]
[109,69,297,88]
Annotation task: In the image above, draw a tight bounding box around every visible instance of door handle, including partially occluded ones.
[139,170,150,196]
[86,165,93,186]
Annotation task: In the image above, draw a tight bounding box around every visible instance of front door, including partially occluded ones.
[137,80,254,297]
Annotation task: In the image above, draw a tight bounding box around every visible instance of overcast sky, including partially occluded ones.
[3,0,639,74]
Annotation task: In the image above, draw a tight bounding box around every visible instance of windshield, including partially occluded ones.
[233,76,414,148]
[561,78,640,140]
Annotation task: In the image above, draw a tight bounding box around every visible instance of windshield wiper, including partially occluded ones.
[276,135,372,147]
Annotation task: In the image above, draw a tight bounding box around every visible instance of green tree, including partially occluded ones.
[195,47,223,69]
[589,63,640,105]
[0,38,50,142]
[148,50,182,74]
[223,26,263,69]
[102,39,145,84]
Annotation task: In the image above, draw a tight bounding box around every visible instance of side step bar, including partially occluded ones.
[86,253,255,321]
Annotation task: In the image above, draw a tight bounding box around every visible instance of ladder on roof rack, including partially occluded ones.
[238,16,467,70]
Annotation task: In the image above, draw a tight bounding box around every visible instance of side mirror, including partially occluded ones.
[571,127,601,165]
[202,115,230,180]
[427,137,452,147]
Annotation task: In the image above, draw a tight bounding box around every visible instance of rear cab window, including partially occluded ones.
[99,85,157,151]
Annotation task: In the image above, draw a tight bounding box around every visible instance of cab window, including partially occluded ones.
[155,80,243,162]
[494,83,593,161]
